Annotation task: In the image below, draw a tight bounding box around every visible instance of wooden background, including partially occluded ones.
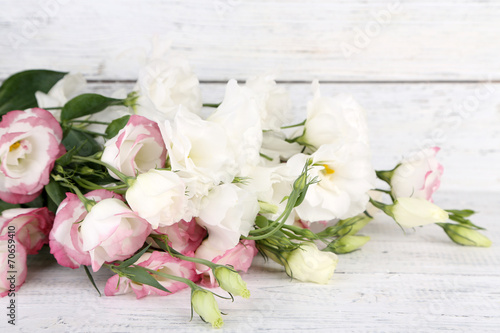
[0,1,499,332]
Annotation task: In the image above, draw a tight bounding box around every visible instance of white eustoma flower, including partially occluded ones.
[243,164,299,225]
[301,80,369,149]
[35,73,87,120]
[208,80,263,176]
[289,142,376,222]
[135,56,202,122]
[195,184,259,254]
[161,108,235,193]
[126,169,192,229]
[260,130,302,165]
[245,75,292,131]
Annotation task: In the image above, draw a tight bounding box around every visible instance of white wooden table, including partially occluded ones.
[1,1,499,332]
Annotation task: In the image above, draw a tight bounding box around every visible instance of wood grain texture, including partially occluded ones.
[1,0,500,81]
[1,191,498,332]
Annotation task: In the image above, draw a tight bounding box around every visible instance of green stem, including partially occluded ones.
[281,120,306,129]
[139,266,199,289]
[203,103,221,108]
[72,155,133,185]
[69,119,111,125]
[259,152,274,162]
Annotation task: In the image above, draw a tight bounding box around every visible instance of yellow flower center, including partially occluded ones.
[322,164,335,175]
[9,141,21,152]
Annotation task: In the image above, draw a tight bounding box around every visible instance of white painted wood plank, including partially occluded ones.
[85,81,500,192]
[1,0,500,81]
[1,191,498,332]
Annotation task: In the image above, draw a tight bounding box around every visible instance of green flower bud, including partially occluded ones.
[440,223,492,247]
[336,215,372,236]
[214,267,250,298]
[191,290,224,329]
[328,235,370,254]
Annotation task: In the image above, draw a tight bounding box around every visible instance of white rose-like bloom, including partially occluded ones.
[126,169,192,229]
[391,197,449,228]
[285,242,338,284]
[260,131,302,165]
[245,75,292,131]
[289,142,375,222]
[195,184,259,254]
[35,73,87,120]
[391,147,444,201]
[80,198,151,272]
[243,164,299,225]
[208,80,262,176]
[161,108,235,192]
[135,57,202,122]
[302,81,369,149]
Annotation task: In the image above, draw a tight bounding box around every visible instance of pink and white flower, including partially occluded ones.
[0,108,64,204]
[104,251,198,298]
[101,115,167,179]
[49,190,121,269]
[195,239,257,287]
[152,218,206,256]
[0,207,54,255]
[391,147,444,201]
[0,234,28,297]
[80,197,152,272]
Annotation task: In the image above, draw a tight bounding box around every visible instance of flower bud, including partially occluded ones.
[391,197,448,228]
[191,289,224,329]
[214,266,250,298]
[328,235,370,254]
[336,215,372,236]
[284,242,338,284]
[439,223,491,247]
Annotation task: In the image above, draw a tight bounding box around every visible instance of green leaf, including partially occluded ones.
[83,265,102,296]
[0,70,67,117]
[62,128,101,157]
[116,244,151,269]
[119,266,171,293]
[446,209,475,217]
[105,115,130,139]
[60,93,123,121]
[56,146,79,166]
[0,200,20,214]
[45,178,67,206]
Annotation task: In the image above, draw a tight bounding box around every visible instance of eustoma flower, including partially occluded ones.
[195,239,257,287]
[0,108,64,204]
[0,234,28,297]
[80,197,152,272]
[126,169,191,229]
[49,190,120,269]
[0,207,54,254]
[101,115,167,179]
[105,251,198,298]
[289,142,375,222]
[390,197,449,228]
[135,56,202,121]
[299,81,370,149]
[390,147,444,201]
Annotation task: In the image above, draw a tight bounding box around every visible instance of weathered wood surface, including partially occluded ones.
[1,0,500,81]
[1,191,498,332]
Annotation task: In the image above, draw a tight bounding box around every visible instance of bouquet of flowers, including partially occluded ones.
[0,51,491,329]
